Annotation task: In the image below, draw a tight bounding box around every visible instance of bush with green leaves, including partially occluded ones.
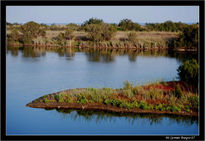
[83,18,104,26]
[21,32,33,44]
[145,21,189,32]
[168,24,198,49]
[85,23,117,42]
[7,29,20,44]
[139,101,149,110]
[77,94,89,104]
[21,21,46,38]
[10,21,46,45]
[169,105,181,112]
[188,96,198,111]
[119,19,141,31]
[54,29,74,46]
[177,59,198,84]
[55,93,67,102]
[43,98,55,103]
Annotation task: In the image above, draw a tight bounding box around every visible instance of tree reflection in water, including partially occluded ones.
[44,108,198,126]
[7,46,197,63]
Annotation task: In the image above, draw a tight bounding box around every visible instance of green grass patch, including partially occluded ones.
[43,98,55,103]
[37,81,198,114]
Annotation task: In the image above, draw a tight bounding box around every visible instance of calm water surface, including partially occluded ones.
[6,47,198,135]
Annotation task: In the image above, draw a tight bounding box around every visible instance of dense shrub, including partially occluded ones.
[145,21,189,32]
[55,93,67,102]
[83,18,104,26]
[7,29,21,44]
[119,19,141,31]
[168,24,198,49]
[21,32,33,44]
[85,23,117,42]
[188,96,199,110]
[21,21,46,38]
[169,105,181,112]
[53,29,74,46]
[139,101,149,110]
[77,94,89,104]
[8,21,46,45]
[177,59,198,84]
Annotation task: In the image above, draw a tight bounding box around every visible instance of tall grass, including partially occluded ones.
[39,81,198,113]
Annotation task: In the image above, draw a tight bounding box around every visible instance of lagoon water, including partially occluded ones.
[6,47,198,135]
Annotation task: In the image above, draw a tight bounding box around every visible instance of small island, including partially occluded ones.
[26,81,198,117]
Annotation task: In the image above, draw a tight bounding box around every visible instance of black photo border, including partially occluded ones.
[1,0,204,140]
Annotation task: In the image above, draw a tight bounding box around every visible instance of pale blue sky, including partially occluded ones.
[6,6,199,24]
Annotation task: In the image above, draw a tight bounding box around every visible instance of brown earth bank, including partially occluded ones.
[26,102,198,117]
[26,81,198,117]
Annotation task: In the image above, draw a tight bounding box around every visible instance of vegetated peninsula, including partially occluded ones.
[7,18,198,51]
[26,58,199,117]
[26,81,198,117]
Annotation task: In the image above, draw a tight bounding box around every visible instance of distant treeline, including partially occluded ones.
[6,18,198,32]
[6,18,199,50]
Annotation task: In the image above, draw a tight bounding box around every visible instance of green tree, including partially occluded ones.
[21,32,33,45]
[180,25,198,48]
[21,21,45,38]
[83,18,104,26]
[145,21,188,32]
[119,19,141,31]
[177,59,198,84]
[168,25,198,49]
[7,29,20,44]
[19,21,46,44]
[85,23,116,42]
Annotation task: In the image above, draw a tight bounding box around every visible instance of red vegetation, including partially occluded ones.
[144,84,174,92]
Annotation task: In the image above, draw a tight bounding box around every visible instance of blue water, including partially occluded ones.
[6,48,198,135]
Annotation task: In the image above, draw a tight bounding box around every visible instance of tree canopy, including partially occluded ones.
[168,24,198,49]
[177,59,198,85]
[21,21,45,38]
[83,18,104,26]
[119,19,141,31]
[85,23,117,42]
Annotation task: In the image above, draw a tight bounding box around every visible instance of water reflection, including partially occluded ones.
[44,108,198,126]
[7,46,197,63]
[85,48,115,62]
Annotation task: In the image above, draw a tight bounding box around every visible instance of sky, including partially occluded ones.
[6,6,199,24]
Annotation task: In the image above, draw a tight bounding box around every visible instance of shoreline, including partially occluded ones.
[7,44,197,52]
[26,101,198,117]
[26,81,198,117]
